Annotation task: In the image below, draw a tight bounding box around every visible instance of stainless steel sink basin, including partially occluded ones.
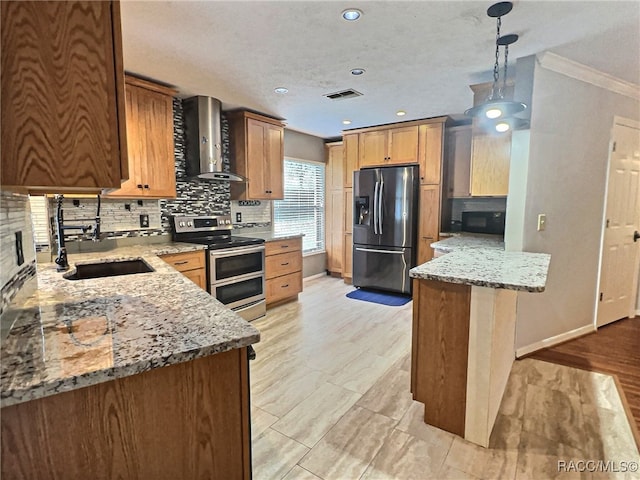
[65,259,154,280]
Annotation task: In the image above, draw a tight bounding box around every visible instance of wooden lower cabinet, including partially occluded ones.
[343,233,353,283]
[265,238,303,306]
[411,279,471,437]
[417,184,441,265]
[159,250,207,290]
[1,348,252,480]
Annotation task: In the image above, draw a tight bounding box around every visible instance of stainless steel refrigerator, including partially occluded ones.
[353,165,419,295]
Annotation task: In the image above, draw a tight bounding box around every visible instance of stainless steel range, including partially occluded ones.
[171,215,266,321]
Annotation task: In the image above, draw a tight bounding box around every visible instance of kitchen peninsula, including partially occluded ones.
[1,243,259,479]
[409,243,550,447]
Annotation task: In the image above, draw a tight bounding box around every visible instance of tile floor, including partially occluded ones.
[250,276,639,480]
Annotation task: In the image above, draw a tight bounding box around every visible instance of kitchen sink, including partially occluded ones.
[64,259,154,280]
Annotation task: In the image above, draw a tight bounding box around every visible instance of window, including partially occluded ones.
[274,159,325,254]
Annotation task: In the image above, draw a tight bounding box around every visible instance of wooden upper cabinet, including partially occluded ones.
[470,132,511,196]
[343,134,359,188]
[446,125,473,198]
[106,76,177,199]
[418,123,444,185]
[326,142,344,190]
[1,0,127,192]
[229,111,284,200]
[359,126,419,167]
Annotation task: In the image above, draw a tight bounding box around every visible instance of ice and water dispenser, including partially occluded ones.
[355,195,370,226]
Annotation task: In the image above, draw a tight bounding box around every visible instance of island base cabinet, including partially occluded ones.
[411,278,518,447]
[1,348,252,480]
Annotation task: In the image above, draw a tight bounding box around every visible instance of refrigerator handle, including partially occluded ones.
[373,181,379,234]
[379,178,384,235]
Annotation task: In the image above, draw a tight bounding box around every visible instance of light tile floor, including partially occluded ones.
[250,276,639,480]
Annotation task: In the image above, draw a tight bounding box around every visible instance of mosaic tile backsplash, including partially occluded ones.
[1,192,37,314]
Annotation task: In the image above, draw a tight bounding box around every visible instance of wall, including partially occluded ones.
[0,192,37,314]
[511,59,640,352]
[284,129,327,278]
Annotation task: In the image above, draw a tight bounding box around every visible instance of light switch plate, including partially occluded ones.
[537,214,547,231]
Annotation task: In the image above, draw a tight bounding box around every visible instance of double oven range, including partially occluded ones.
[171,215,266,321]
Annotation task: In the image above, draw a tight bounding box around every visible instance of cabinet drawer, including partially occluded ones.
[266,251,302,280]
[265,238,302,256]
[266,271,302,304]
[160,250,205,272]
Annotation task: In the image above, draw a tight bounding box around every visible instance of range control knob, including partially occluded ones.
[187,222,193,227]
[226,220,232,225]
[179,221,185,227]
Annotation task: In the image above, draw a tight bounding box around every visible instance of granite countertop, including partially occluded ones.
[431,233,505,253]
[235,231,304,242]
[410,249,551,292]
[1,242,260,408]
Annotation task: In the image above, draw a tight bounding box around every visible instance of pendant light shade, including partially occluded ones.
[466,2,527,129]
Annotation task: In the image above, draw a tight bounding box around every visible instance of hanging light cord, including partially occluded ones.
[503,43,510,95]
[491,16,502,100]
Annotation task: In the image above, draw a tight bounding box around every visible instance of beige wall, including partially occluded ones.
[284,129,326,164]
[512,60,640,351]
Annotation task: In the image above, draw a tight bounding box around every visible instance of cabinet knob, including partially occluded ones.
[137,184,143,189]
[144,184,150,189]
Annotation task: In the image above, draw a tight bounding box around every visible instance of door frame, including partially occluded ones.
[594,116,640,327]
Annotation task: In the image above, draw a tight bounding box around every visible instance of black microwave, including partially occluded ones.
[461,211,505,235]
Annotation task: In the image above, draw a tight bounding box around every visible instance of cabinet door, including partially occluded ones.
[388,126,419,164]
[326,143,344,190]
[343,134,359,188]
[140,88,176,198]
[359,130,388,167]
[418,123,443,185]
[470,132,511,196]
[265,123,284,199]
[417,185,440,265]
[447,126,473,197]
[1,1,127,191]
[326,189,344,273]
[182,268,207,290]
[343,233,353,281]
[246,119,269,199]
[344,188,353,234]
[107,85,145,197]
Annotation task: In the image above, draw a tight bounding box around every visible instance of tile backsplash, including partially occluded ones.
[1,192,37,314]
[231,200,272,229]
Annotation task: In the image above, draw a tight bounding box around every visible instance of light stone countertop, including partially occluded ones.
[431,233,505,253]
[410,248,551,292]
[0,242,260,408]
[234,231,304,242]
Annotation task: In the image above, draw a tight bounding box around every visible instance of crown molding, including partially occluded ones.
[536,52,640,101]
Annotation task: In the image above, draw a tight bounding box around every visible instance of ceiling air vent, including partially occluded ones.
[324,89,363,100]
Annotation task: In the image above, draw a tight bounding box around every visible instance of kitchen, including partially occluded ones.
[3,0,633,480]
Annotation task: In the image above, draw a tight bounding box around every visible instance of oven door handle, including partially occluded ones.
[209,245,265,256]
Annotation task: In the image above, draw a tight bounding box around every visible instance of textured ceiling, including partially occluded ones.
[120,1,640,139]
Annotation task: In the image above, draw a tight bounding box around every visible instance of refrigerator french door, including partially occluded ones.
[353,165,419,295]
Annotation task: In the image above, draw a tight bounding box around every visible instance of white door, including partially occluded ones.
[598,119,640,327]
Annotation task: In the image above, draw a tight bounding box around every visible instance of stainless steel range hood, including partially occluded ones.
[183,96,245,182]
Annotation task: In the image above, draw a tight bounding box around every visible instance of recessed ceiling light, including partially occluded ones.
[396,110,406,116]
[350,68,366,76]
[274,87,288,94]
[342,9,362,21]
[342,120,352,125]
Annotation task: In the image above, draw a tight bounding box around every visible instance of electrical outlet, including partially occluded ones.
[236,212,242,223]
[15,231,24,266]
[537,214,547,231]
[139,214,149,228]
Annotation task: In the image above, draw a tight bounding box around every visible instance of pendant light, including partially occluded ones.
[465,2,526,129]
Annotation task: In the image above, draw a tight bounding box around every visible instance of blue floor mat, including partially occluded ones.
[346,288,412,306]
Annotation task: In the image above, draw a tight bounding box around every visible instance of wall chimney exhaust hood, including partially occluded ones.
[183,96,245,182]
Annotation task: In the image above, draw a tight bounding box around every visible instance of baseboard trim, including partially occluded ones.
[537,52,640,100]
[516,324,596,358]
[303,272,326,282]
[636,309,640,317]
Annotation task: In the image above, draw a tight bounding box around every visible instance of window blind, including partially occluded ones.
[274,159,325,254]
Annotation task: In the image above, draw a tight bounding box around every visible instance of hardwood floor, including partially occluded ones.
[249,276,639,479]
[529,317,640,433]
